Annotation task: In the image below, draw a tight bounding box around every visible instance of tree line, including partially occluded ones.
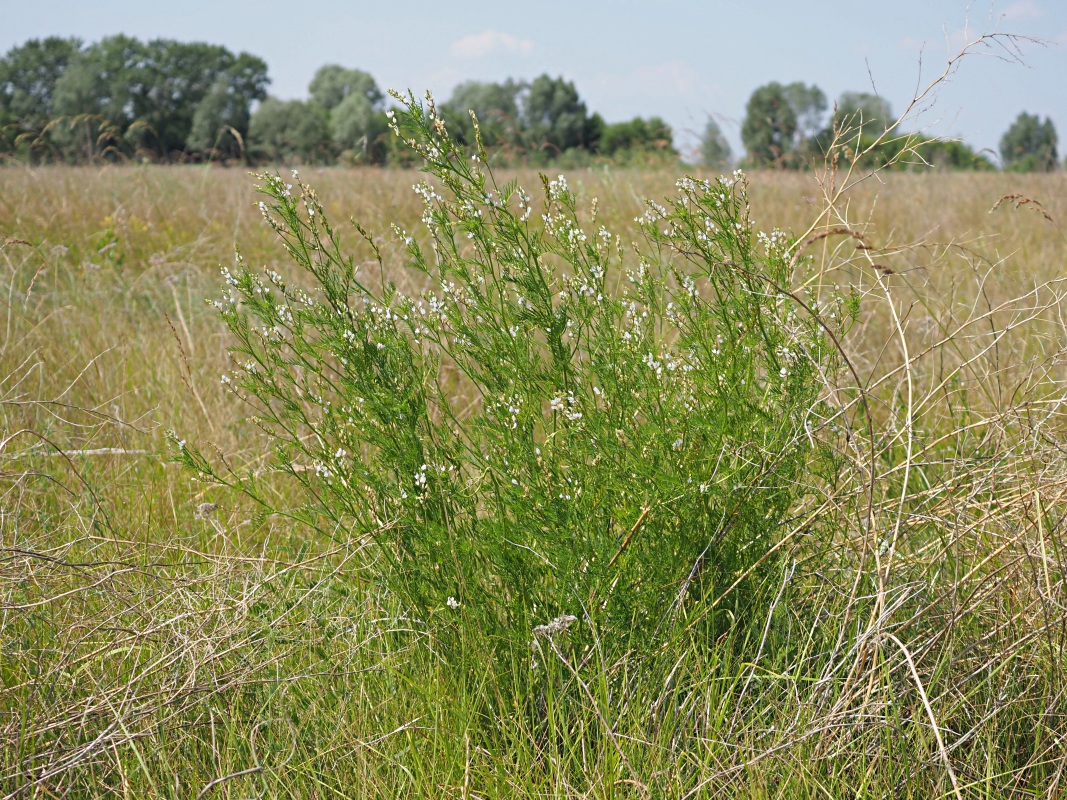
[0,36,1058,171]
[731,80,1058,173]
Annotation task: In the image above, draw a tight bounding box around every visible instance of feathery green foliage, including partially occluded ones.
[177,94,848,666]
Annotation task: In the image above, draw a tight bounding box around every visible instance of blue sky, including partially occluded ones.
[4,0,1065,162]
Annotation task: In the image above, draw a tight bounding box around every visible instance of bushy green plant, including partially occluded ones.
[175,92,848,662]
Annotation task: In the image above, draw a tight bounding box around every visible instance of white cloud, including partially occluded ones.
[450,30,534,59]
[1000,1,1042,21]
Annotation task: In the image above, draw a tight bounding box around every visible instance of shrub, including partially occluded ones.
[176,92,849,665]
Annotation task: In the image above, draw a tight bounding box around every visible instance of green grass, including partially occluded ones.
[2,125,1067,798]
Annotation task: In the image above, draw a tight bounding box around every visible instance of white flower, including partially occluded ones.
[533,614,577,639]
[446,596,461,609]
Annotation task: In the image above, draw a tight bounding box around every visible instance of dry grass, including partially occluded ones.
[2,164,1066,797]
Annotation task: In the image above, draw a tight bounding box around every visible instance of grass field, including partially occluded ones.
[2,162,1067,798]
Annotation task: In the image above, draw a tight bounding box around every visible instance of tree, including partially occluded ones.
[329,93,387,162]
[915,138,995,171]
[598,116,675,159]
[1000,112,1058,172]
[135,41,267,157]
[782,82,827,141]
[187,75,250,159]
[49,36,268,161]
[834,91,892,139]
[304,65,386,162]
[520,74,601,157]
[48,35,147,160]
[248,97,330,163]
[0,37,82,155]
[442,79,524,150]
[700,118,732,170]
[741,82,797,168]
[308,65,382,111]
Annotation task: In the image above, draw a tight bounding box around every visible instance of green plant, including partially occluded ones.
[176,92,848,665]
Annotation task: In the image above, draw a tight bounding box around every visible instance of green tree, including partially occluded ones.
[1000,112,1058,172]
[597,116,675,158]
[741,82,797,168]
[806,127,995,173]
[248,97,330,163]
[442,79,524,150]
[49,36,267,161]
[520,74,601,157]
[834,91,891,139]
[700,117,732,170]
[136,42,267,157]
[0,37,82,156]
[329,93,387,162]
[187,75,250,159]
[138,40,229,154]
[304,65,386,162]
[308,65,382,111]
[49,35,146,160]
[782,82,827,141]
[915,137,995,171]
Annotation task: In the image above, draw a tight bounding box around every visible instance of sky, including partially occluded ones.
[3,0,1065,163]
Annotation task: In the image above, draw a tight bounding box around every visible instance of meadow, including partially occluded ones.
[2,143,1066,798]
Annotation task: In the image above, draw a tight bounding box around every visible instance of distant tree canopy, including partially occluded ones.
[0,35,268,161]
[0,43,675,166]
[738,79,1002,172]
[846,133,996,171]
[248,98,331,164]
[699,118,731,170]
[598,116,676,160]
[741,82,798,168]
[246,64,389,164]
[833,92,892,139]
[0,36,81,152]
[309,65,382,111]
[438,75,675,165]
[782,82,827,141]
[1000,112,1058,172]
[441,79,525,151]
[187,74,254,159]
[0,36,1042,171]
[520,74,602,156]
